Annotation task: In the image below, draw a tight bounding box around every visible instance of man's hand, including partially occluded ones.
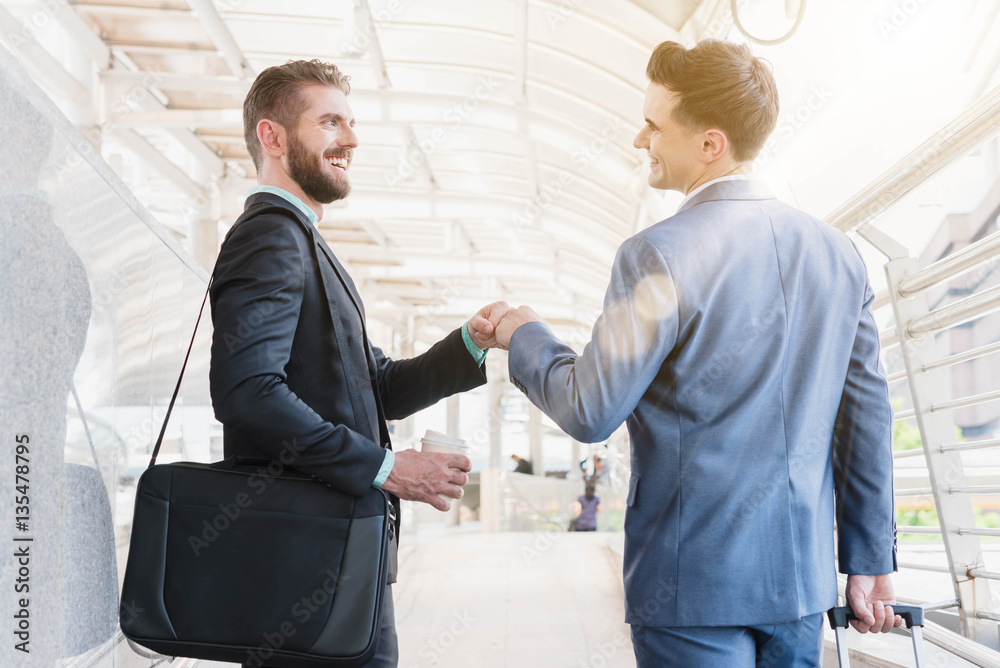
[468,301,509,349]
[846,573,903,634]
[380,449,471,511]
[494,305,542,350]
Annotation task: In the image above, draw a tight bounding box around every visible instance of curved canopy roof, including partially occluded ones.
[4,0,999,343]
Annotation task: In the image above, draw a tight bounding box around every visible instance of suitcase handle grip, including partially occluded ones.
[827,604,924,630]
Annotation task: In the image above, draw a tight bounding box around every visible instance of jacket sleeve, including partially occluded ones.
[507,235,679,443]
[209,213,385,497]
[832,278,897,575]
[370,327,487,421]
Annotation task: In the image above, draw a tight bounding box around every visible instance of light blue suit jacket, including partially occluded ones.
[508,179,896,627]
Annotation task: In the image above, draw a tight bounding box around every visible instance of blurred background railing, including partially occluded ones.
[833,77,1000,660]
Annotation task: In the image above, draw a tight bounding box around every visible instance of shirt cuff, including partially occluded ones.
[372,449,395,488]
[461,321,489,366]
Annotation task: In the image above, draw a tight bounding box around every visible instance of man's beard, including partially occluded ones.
[287,131,351,204]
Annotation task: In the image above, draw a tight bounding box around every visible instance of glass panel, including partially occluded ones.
[0,46,213,665]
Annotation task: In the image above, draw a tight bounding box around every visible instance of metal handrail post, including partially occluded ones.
[885,255,996,646]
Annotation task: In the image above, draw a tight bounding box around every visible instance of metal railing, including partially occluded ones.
[826,82,1000,234]
[831,78,1000,653]
[880,237,1000,646]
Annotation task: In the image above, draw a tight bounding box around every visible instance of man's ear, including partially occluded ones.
[699,128,729,164]
[257,119,286,159]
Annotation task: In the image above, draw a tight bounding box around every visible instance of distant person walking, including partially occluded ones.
[572,481,600,532]
[511,454,533,475]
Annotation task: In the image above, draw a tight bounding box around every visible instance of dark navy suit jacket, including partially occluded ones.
[508,180,895,627]
[209,192,486,500]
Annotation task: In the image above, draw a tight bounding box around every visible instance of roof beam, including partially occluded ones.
[72,3,193,18]
[327,190,627,251]
[209,177,630,248]
[51,0,112,67]
[114,108,246,127]
[213,173,630,242]
[355,0,439,192]
[102,54,226,176]
[355,0,391,88]
[513,0,528,104]
[350,0,435,241]
[187,0,255,79]
[329,244,609,279]
[108,96,639,166]
[113,129,208,201]
[102,70,251,96]
[0,4,90,106]
[356,218,387,247]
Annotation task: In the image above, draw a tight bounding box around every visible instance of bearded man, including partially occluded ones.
[210,59,507,667]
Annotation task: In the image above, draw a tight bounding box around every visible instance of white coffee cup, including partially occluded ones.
[419,430,470,505]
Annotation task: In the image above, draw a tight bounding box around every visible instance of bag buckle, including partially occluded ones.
[387,502,397,538]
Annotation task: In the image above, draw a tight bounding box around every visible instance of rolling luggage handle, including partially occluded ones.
[827,604,926,667]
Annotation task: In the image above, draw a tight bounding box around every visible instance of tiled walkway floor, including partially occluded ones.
[179,526,984,668]
[394,524,635,668]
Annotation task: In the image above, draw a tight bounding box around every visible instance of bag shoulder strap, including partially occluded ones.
[149,203,377,467]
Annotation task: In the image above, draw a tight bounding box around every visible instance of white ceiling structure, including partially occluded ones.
[0,0,741,344]
[20,1,1000,347]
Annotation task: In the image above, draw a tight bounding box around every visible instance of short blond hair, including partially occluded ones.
[243,59,351,170]
[646,40,779,162]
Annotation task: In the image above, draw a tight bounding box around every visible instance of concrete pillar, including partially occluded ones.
[480,372,504,533]
[188,160,220,271]
[446,393,460,436]
[528,404,543,476]
[489,374,503,470]
[571,439,582,479]
[189,217,219,271]
[394,319,416,446]
[446,393,461,527]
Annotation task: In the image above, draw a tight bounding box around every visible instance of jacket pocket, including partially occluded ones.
[627,472,640,507]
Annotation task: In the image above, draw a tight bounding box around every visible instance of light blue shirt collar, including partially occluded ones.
[247,185,319,226]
